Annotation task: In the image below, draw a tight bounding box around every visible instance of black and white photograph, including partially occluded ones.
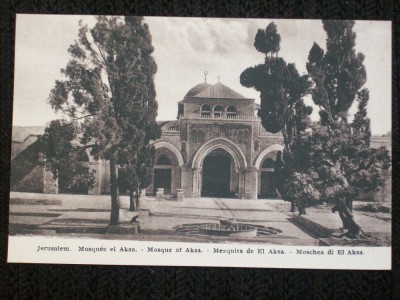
[8,14,392,269]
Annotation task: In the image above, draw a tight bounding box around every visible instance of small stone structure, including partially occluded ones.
[176,188,184,202]
[156,188,164,201]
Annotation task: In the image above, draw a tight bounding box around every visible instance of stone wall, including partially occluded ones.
[11,165,44,193]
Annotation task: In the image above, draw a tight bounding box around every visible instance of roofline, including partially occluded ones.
[184,96,255,101]
[12,134,41,143]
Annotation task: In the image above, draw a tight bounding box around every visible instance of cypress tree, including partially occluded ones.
[48,16,159,224]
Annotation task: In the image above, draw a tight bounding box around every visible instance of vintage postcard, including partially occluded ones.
[8,15,391,269]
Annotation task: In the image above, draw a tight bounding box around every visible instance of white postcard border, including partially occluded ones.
[8,236,391,270]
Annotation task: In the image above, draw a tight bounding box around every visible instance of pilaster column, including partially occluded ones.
[244,166,258,199]
[192,167,202,197]
[181,164,192,197]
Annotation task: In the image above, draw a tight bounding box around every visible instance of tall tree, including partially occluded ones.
[242,20,391,239]
[48,16,159,225]
[240,22,312,212]
[304,20,391,237]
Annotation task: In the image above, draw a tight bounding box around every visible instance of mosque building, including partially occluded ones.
[11,74,391,202]
[141,75,284,199]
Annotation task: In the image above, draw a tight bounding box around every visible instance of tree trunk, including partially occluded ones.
[329,163,364,238]
[109,156,120,225]
[135,188,140,212]
[290,201,296,212]
[346,198,353,212]
[298,205,306,215]
[336,199,365,239]
[129,187,136,211]
[297,199,306,215]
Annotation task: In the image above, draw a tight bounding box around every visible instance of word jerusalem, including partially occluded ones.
[37,245,70,252]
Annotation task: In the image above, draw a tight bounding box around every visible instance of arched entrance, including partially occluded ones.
[191,138,247,198]
[259,158,277,198]
[146,140,184,196]
[201,148,235,197]
[254,144,284,199]
[153,154,173,194]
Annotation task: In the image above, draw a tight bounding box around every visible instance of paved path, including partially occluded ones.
[137,197,317,244]
[302,207,391,234]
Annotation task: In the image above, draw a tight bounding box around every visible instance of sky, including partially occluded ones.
[13,15,391,135]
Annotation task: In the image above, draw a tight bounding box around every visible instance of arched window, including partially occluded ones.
[226,105,237,118]
[261,158,275,169]
[213,105,224,118]
[168,125,177,131]
[200,104,211,118]
[156,155,171,165]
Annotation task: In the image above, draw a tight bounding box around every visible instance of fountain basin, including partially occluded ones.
[173,222,282,238]
[198,223,257,238]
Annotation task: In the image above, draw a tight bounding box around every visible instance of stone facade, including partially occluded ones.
[143,80,285,199]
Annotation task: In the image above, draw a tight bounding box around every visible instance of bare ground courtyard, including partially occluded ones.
[8,192,391,246]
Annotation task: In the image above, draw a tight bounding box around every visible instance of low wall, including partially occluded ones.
[9,192,132,210]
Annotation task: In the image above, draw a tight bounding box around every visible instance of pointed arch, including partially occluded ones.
[152,140,184,166]
[191,137,247,171]
[254,144,284,170]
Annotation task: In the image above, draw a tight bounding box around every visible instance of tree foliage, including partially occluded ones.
[306,21,367,121]
[48,16,159,224]
[254,22,281,56]
[240,22,312,153]
[38,120,96,194]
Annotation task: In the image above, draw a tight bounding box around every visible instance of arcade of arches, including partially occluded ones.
[144,139,283,199]
[139,79,288,199]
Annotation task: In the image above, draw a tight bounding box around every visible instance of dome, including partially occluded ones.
[185,82,212,98]
[184,81,249,99]
[194,82,247,99]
